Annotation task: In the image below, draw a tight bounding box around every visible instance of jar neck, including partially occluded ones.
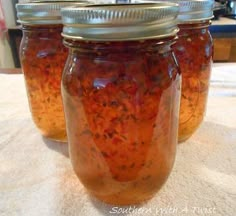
[21,24,63,39]
[22,24,63,31]
[63,36,177,56]
[177,20,211,37]
[178,20,211,30]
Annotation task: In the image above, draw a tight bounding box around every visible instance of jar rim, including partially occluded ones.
[138,0,214,22]
[16,1,89,25]
[171,0,214,22]
[61,2,179,41]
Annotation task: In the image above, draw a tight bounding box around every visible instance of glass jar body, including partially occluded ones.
[20,25,67,141]
[173,21,213,142]
[62,39,181,205]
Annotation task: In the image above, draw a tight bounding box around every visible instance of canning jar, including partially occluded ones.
[61,3,181,205]
[16,2,87,141]
[172,0,214,142]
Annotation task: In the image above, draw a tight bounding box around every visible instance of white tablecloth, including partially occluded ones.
[0,63,236,216]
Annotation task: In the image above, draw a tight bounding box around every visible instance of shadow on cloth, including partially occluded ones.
[42,137,69,158]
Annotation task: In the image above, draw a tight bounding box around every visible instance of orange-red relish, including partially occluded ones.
[20,25,67,141]
[173,21,213,142]
[62,38,181,204]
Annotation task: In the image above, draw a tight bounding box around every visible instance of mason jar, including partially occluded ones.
[172,0,214,142]
[16,1,87,141]
[61,3,181,205]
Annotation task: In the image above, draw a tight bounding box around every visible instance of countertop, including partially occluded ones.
[211,17,236,37]
[0,63,236,216]
[212,17,236,26]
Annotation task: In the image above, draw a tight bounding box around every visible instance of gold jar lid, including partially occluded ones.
[16,1,90,24]
[176,0,214,22]
[61,3,179,41]
[151,0,214,23]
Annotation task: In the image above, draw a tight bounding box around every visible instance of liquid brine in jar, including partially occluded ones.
[61,3,181,205]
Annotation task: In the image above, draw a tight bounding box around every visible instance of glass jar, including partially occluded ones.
[16,2,87,141]
[61,3,181,205]
[172,0,214,142]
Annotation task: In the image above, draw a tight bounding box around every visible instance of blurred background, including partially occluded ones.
[0,0,236,68]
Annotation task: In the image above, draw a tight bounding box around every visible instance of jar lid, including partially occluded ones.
[176,0,214,23]
[16,1,89,25]
[61,3,179,41]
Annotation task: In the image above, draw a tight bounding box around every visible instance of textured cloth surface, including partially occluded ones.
[0,63,236,216]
